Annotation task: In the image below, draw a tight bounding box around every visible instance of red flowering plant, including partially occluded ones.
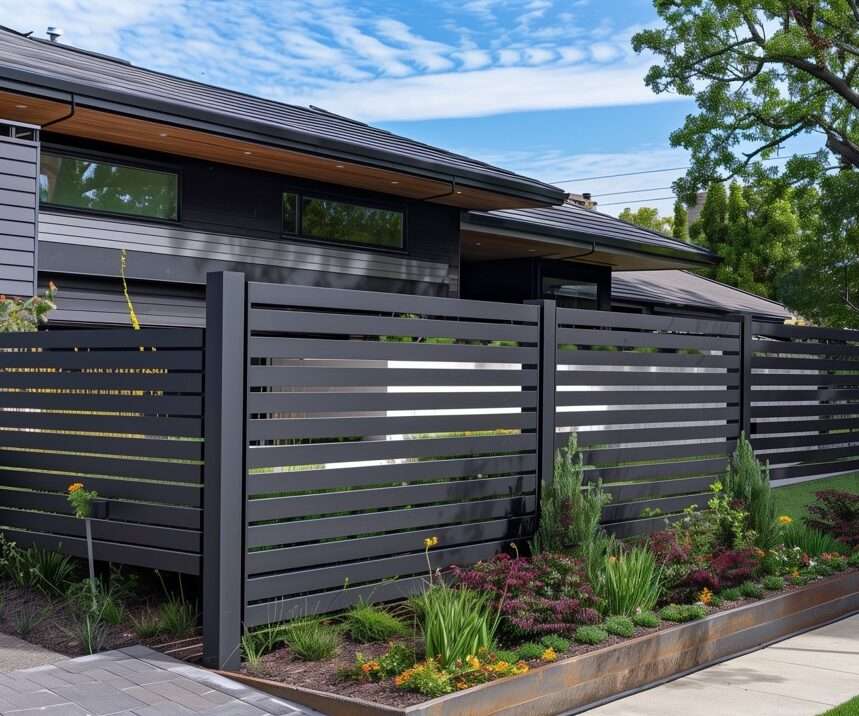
[451,552,600,640]
[806,490,859,550]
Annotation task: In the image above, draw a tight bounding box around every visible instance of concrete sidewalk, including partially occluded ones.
[586,613,859,715]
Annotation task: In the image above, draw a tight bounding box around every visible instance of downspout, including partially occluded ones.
[421,177,458,202]
[41,93,76,129]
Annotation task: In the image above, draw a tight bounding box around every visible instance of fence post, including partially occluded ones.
[202,271,246,670]
[739,314,753,440]
[536,299,557,496]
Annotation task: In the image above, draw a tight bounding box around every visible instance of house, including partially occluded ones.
[0,26,721,327]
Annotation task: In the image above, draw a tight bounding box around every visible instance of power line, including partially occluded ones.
[550,152,819,185]
[591,186,673,198]
[599,195,677,207]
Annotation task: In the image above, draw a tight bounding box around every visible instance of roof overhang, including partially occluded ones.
[0,73,563,210]
[461,212,718,271]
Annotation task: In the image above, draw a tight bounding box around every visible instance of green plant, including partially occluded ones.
[378,642,415,677]
[658,604,707,623]
[848,551,859,568]
[394,659,453,697]
[515,642,544,660]
[12,605,44,638]
[0,534,22,583]
[66,579,124,626]
[492,649,520,665]
[782,523,845,557]
[806,490,859,549]
[539,634,570,653]
[66,482,99,519]
[632,610,660,628]
[69,609,110,655]
[603,616,635,638]
[158,597,198,637]
[719,587,742,601]
[532,434,611,554]
[739,582,764,599]
[131,608,163,639]
[343,601,407,643]
[23,548,76,598]
[762,575,785,591]
[723,433,778,549]
[413,584,500,668]
[597,546,662,616]
[574,625,609,645]
[0,283,56,332]
[282,619,339,661]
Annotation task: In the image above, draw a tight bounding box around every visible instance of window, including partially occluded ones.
[39,152,178,221]
[281,193,403,249]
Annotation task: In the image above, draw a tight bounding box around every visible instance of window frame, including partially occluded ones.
[281,188,408,253]
[38,145,182,224]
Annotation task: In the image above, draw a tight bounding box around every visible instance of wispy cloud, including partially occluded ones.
[8,0,677,123]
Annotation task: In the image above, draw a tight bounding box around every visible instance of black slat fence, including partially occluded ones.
[242,281,540,626]
[553,308,742,537]
[0,328,204,574]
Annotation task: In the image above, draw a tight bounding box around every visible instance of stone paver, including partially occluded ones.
[0,634,65,672]
[586,613,859,715]
[0,647,321,716]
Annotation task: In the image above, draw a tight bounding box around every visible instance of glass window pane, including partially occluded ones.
[39,152,178,220]
[282,192,298,234]
[301,197,403,248]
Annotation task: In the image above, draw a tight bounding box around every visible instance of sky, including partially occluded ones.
[1,0,816,217]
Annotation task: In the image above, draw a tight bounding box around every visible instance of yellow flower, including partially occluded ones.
[423,536,439,549]
[493,660,509,671]
[67,482,84,493]
[697,587,713,605]
[466,655,480,669]
[512,661,529,675]
[790,569,800,578]
[778,515,793,525]
[541,648,557,662]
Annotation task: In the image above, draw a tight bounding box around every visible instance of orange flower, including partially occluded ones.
[68,482,84,493]
[697,587,713,605]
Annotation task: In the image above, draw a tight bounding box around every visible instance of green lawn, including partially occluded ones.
[773,474,859,522]
[819,695,859,715]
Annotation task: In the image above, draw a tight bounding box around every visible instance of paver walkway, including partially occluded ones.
[586,612,859,715]
[0,645,321,715]
[0,634,64,672]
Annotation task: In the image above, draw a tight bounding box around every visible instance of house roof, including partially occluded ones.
[463,202,717,268]
[0,27,566,208]
[612,270,792,321]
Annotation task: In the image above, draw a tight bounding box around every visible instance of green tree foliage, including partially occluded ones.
[672,200,689,241]
[618,206,673,235]
[632,1,859,196]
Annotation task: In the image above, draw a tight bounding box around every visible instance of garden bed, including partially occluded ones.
[223,569,859,716]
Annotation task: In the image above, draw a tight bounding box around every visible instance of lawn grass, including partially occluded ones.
[773,474,859,522]
[818,695,859,715]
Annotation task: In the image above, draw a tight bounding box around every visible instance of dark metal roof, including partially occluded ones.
[464,202,717,266]
[612,270,792,320]
[0,27,566,206]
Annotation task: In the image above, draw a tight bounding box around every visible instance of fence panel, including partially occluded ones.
[554,308,742,537]
[0,328,204,574]
[750,321,859,483]
[243,282,540,626]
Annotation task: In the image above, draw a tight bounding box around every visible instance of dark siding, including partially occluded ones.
[0,128,37,296]
[36,137,461,325]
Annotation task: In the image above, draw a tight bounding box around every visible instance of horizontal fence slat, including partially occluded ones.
[556,308,740,336]
[0,392,202,415]
[556,389,739,407]
[557,406,739,427]
[556,350,737,369]
[0,328,203,349]
[558,327,738,353]
[585,457,729,484]
[0,371,203,392]
[602,493,707,523]
[246,390,536,413]
[0,411,202,437]
[0,350,203,370]
[0,430,203,461]
[248,366,537,388]
[557,370,740,387]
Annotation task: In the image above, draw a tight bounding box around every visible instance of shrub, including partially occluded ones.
[762,575,785,591]
[241,626,281,669]
[821,552,849,571]
[452,552,598,638]
[658,604,707,623]
[131,608,162,639]
[414,585,499,668]
[597,546,662,617]
[532,434,611,555]
[344,602,407,643]
[574,625,609,645]
[515,642,544,660]
[603,615,635,638]
[159,596,198,637]
[492,649,520,665]
[709,548,761,589]
[282,619,339,661]
[724,433,778,549]
[0,284,56,332]
[739,581,764,599]
[540,634,570,653]
[719,587,742,601]
[347,642,416,682]
[632,610,660,628]
[806,490,859,549]
[394,659,452,697]
[783,523,846,556]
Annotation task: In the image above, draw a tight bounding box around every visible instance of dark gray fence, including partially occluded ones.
[750,321,859,483]
[0,328,204,574]
[551,307,741,537]
[240,281,540,627]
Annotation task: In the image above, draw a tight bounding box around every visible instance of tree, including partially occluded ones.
[632,2,859,198]
[618,206,674,235]
[672,200,689,241]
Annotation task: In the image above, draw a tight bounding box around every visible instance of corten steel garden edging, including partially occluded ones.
[219,570,859,716]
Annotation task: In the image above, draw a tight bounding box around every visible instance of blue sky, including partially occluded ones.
[5,0,815,216]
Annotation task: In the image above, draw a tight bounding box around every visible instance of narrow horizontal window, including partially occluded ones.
[39,152,178,221]
[300,196,403,249]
